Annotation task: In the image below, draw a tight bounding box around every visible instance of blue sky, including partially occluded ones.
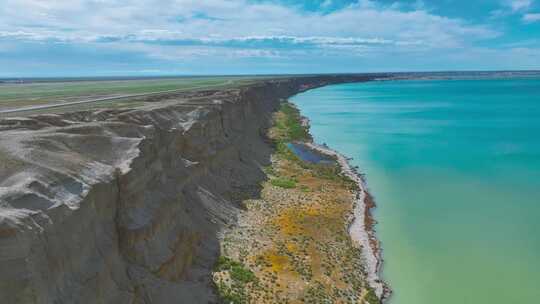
[1,0,539,77]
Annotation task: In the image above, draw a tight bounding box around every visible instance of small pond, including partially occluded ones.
[286,142,335,165]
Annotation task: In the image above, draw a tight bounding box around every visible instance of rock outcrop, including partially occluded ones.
[0,75,378,303]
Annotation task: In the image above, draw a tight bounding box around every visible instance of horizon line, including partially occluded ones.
[2,69,540,81]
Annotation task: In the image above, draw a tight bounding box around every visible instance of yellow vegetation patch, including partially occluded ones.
[213,102,379,304]
[286,241,298,253]
[264,251,289,273]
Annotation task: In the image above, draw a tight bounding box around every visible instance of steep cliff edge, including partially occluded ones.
[0,75,378,303]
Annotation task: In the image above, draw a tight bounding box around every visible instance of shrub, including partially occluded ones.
[230,265,256,284]
[214,256,256,303]
[364,287,380,304]
[270,177,297,189]
[215,256,257,283]
[279,103,310,141]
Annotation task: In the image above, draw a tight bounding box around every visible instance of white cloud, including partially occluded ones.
[321,0,333,8]
[506,0,533,12]
[523,13,540,22]
[0,0,499,59]
[491,0,534,19]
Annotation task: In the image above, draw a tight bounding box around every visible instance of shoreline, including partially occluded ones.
[0,75,389,303]
[213,100,386,303]
[299,115,391,301]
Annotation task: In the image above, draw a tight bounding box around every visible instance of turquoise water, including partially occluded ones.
[291,78,540,304]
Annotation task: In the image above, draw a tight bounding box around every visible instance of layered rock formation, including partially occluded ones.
[0,75,378,303]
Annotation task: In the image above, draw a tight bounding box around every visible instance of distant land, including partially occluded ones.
[2,70,540,84]
[2,71,539,117]
[1,71,539,304]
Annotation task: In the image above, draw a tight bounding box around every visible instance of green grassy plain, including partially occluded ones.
[0,76,265,112]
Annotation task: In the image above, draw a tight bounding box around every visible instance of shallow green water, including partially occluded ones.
[291,78,540,304]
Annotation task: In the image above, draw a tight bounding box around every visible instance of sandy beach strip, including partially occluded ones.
[304,141,391,301]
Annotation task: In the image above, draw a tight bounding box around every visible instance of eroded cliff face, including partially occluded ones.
[0,76,375,304]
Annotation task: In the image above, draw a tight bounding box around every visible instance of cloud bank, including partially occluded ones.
[0,0,538,75]
[0,0,498,58]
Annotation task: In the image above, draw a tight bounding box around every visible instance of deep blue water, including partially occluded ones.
[286,142,334,164]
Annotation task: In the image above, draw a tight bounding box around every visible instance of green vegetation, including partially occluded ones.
[310,163,357,189]
[273,102,311,164]
[279,103,311,141]
[0,76,266,111]
[216,282,246,304]
[212,99,382,304]
[272,102,356,189]
[230,265,257,284]
[275,141,301,162]
[304,281,334,303]
[364,287,381,304]
[214,256,257,303]
[270,177,297,189]
[262,165,276,176]
[215,256,257,284]
[274,102,311,142]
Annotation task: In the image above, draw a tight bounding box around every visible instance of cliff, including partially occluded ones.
[0,75,378,303]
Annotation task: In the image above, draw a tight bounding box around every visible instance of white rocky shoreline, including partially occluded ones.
[299,113,391,302]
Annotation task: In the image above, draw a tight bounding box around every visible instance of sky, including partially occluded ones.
[1,0,540,77]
